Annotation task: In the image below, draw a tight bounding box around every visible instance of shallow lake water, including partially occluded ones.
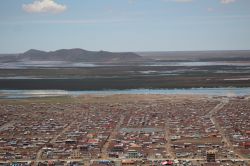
[0,88,250,99]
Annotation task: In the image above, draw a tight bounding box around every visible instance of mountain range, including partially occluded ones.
[1,49,250,64]
[0,49,146,63]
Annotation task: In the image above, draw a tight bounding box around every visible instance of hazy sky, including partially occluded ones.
[0,0,250,53]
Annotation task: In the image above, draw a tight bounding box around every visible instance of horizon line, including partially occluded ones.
[1,48,250,54]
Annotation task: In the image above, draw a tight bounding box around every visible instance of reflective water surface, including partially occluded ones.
[1,88,250,99]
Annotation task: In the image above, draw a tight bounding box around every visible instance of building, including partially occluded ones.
[206,150,216,163]
[127,150,140,158]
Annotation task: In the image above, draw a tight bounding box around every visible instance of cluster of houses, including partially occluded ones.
[106,101,170,160]
[215,99,250,159]
[0,96,249,166]
[37,103,124,160]
[0,103,83,160]
[166,99,237,159]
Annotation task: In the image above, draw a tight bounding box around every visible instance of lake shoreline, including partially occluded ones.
[1,87,250,99]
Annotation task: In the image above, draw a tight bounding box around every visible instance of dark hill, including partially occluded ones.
[0,48,146,63]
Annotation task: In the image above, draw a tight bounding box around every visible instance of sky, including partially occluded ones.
[0,0,250,53]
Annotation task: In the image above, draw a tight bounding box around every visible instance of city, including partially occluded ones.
[1,1,250,166]
[0,94,249,166]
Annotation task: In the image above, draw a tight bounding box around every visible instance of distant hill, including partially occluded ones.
[0,48,146,63]
[2,49,250,64]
